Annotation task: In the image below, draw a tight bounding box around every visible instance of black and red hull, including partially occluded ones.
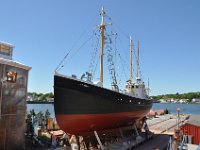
[54,74,152,135]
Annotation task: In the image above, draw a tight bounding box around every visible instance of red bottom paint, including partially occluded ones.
[56,110,149,135]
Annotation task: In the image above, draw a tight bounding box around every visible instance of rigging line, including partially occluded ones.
[111,24,134,77]
[104,13,138,81]
[105,14,112,21]
[134,44,144,80]
[131,46,137,79]
[114,36,129,79]
[55,53,69,72]
[117,45,137,81]
[139,66,144,81]
[114,34,119,80]
[91,53,100,81]
[111,20,130,40]
[91,43,99,74]
[55,14,99,71]
[89,32,100,74]
[117,53,128,80]
[62,33,95,67]
[105,34,118,87]
[105,13,130,41]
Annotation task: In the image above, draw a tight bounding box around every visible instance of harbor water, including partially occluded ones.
[152,103,200,114]
[27,103,200,117]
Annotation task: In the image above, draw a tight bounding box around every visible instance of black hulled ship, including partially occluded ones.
[54,8,152,135]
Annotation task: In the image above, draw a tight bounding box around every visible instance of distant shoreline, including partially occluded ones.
[27,101,54,104]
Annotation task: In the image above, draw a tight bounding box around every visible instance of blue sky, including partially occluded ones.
[0,0,200,96]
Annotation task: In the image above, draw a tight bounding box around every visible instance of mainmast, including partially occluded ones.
[136,40,140,84]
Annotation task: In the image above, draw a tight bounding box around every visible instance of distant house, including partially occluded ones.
[170,98,175,103]
[179,99,189,104]
[159,99,167,103]
[182,115,200,145]
[27,95,31,101]
[192,98,200,103]
[47,98,54,102]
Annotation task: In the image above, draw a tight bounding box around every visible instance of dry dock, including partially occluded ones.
[98,114,189,150]
[26,114,197,150]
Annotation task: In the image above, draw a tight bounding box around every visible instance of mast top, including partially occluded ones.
[100,7,106,26]
[100,7,105,16]
[130,36,132,44]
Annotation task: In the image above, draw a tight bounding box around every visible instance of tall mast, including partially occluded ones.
[130,36,133,84]
[99,7,105,84]
[98,7,111,85]
[136,40,140,83]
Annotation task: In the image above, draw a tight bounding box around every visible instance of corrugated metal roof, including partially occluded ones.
[186,115,200,127]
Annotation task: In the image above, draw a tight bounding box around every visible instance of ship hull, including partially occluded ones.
[54,74,152,134]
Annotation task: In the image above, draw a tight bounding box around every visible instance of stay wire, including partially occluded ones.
[62,33,95,69]
[105,14,130,84]
[55,13,99,72]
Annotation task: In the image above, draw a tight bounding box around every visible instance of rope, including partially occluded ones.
[110,18,130,40]
[88,31,100,77]
[55,13,99,72]
[61,33,95,69]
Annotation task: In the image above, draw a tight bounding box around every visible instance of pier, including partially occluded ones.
[148,114,189,134]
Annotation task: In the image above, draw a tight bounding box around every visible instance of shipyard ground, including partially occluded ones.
[25,114,199,150]
[25,134,169,150]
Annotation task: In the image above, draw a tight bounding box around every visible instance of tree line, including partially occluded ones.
[28,92,54,101]
[153,92,200,101]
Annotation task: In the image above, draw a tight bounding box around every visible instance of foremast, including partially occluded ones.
[98,7,111,86]
[99,7,105,84]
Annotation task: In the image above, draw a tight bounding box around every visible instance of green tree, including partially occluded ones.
[36,111,44,126]
[47,92,54,98]
[44,109,51,128]
[29,109,37,125]
[154,91,200,102]
[28,92,54,101]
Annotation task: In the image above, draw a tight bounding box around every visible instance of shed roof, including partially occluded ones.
[0,41,14,48]
[185,115,200,127]
[0,58,31,71]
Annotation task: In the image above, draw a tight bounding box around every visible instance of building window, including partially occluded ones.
[6,71,17,83]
